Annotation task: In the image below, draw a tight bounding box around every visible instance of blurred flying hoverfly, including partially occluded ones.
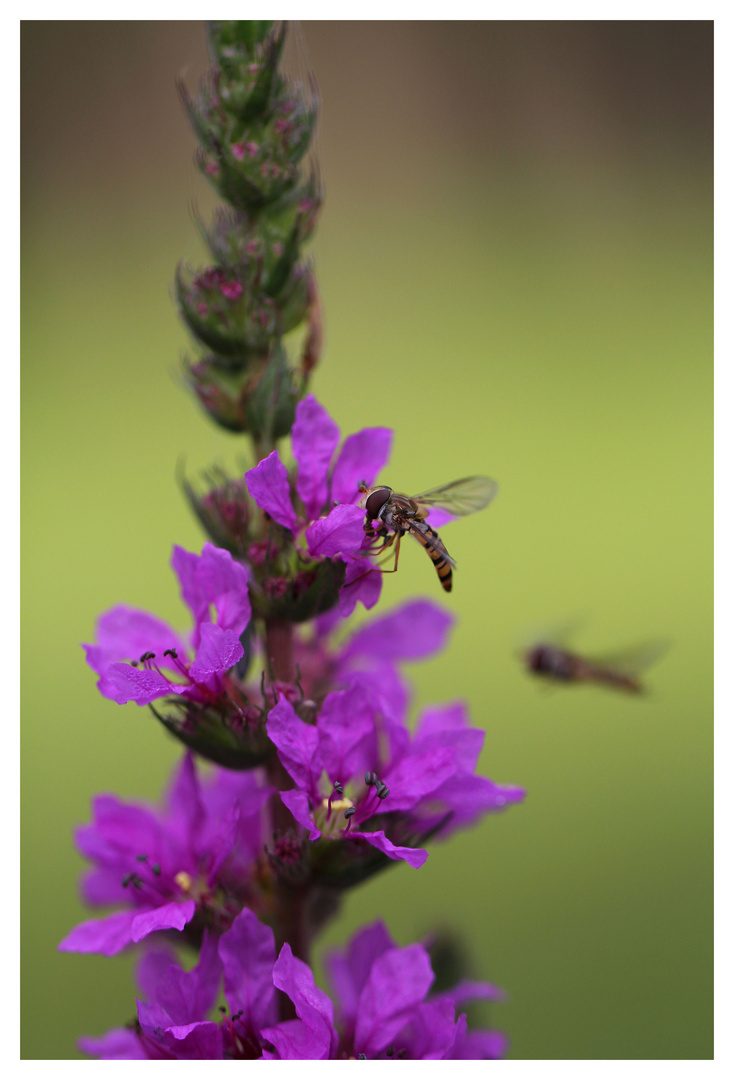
[523,638,669,694]
[359,476,498,592]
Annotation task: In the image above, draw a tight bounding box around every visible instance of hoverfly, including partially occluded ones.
[523,639,668,694]
[359,476,498,592]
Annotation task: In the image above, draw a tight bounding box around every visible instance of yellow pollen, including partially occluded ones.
[321,796,354,814]
[174,871,193,893]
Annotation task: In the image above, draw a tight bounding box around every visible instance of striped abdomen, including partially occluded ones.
[409,521,454,592]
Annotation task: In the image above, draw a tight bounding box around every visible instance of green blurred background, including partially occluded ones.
[21,21,712,1059]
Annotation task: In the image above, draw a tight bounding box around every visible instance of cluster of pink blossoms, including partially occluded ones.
[61,393,525,1058]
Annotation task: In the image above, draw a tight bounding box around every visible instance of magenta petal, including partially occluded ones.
[325,921,395,1028]
[337,559,382,617]
[316,684,378,784]
[342,600,455,664]
[352,830,428,868]
[136,946,179,1001]
[130,900,196,942]
[84,606,187,673]
[452,1028,508,1059]
[436,979,507,1006]
[425,508,456,529]
[281,789,321,840]
[171,543,251,643]
[189,622,244,680]
[330,427,393,505]
[153,931,222,1025]
[292,395,341,518]
[163,1021,223,1059]
[165,752,205,846]
[79,1028,144,1059]
[245,450,297,531]
[219,908,277,1031]
[382,746,457,812]
[403,999,459,1059]
[428,775,525,831]
[267,699,320,795]
[414,703,484,772]
[104,663,182,706]
[355,943,434,1056]
[272,944,337,1058]
[58,909,139,955]
[260,1018,330,1060]
[305,504,366,558]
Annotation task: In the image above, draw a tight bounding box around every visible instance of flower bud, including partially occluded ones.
[151,697,271,771]
[181,467,251,556]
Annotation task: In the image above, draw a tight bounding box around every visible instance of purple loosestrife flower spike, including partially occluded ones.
[66,20,528,1059]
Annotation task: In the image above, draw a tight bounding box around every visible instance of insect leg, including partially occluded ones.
[373,531,403,574]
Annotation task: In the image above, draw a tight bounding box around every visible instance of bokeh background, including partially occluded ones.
[22,21,712,1059]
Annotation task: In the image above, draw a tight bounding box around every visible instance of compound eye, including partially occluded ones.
[365,487,390,519]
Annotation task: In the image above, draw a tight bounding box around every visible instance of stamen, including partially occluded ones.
[163,648,178,659]
[377,787,390,801]
[327,781,344,819]
[386,1046,394,1058]
[136,854,148,862]
[139,651,156,663]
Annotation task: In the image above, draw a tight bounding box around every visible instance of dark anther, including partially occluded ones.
[397,1049,407,1059]
[121,874,132,887]
[130,874,143,890]
[386,1046,395,1058]
[378,787,390,800]
[151,863,161,876]
[139,651,156,662]
[344,807,356,820]
[365,772,376,786]
[163,648,178,659]
[136,853,148,862]
[374,780,385,795]
[333,781,344,796]
[219,1005,227,1013]
[358,1054,367,1060]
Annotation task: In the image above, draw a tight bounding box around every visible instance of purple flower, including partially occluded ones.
[84,542,251,707]
[80,912,507,1059]
[245,395,393,617]
[294,596,457,723]
[266,677,525,877]
[58,753,271,956]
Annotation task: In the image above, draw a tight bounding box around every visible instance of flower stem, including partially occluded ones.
[265,617,295,682]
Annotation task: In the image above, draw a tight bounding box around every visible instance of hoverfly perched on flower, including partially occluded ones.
[359,476,498,592]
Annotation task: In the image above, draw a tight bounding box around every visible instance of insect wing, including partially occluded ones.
[412,475,498,517]
[586,639,670,678]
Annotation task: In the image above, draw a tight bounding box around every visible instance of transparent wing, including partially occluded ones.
[586,639,671,677]
[412,476,498,516]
